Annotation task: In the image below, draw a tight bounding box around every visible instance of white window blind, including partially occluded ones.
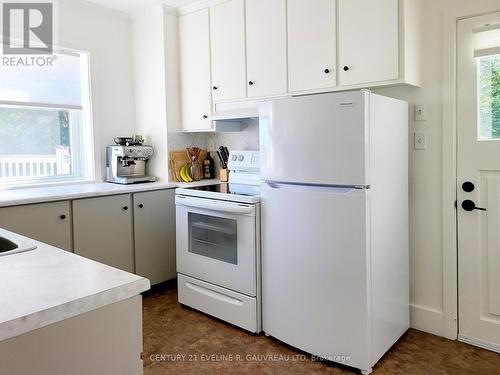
[0,51,83,109]
[473,24,500,58]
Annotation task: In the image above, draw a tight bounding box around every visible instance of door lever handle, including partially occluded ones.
[462,200,487,211]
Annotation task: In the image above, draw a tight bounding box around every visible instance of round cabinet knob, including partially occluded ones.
[59,214,66,220]
[138,204,144,208]
[461,200,486,212]
[324,68,330,74]
[122,206,129,211]
[248,81,254,86]
[213,86,218,90]
[462,181,475,192]
[202,115,208,119]
[343,66,350,71]
[232,155,237,161]
[238,155,244,161]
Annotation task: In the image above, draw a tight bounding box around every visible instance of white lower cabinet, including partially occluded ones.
[73,194,134,273]
[133,189,176,285]
[0,201,72,251]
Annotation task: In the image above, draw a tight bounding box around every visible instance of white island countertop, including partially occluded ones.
[0,180,219,208]
[0,228,150,342]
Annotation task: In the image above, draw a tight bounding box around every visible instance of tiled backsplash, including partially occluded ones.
[167,120,259,181]
[168,119,259,154]
[208,119,260,152]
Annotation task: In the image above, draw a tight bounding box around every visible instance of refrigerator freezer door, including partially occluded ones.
[261,182,371,371]
[260,91,369,186]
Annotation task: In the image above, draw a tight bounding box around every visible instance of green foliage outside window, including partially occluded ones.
[0,107,70,155]
[479,54,500,139]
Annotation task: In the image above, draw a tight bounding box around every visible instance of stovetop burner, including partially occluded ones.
[186,183,260,197]
[177,182,261,204]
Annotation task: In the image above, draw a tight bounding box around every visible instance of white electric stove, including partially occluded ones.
[175,151,261,333]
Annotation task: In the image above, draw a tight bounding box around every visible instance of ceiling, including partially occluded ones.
[85,0,201,14]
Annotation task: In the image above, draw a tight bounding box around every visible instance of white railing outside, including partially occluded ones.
[0,148,71,180]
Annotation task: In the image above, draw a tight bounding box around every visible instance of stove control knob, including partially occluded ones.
[238,155,244,161]
[232,155,237,161]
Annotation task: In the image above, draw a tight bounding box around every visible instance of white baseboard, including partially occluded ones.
[410,303,445,337]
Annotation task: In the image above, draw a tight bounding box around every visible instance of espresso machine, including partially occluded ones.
[106,137,156,184]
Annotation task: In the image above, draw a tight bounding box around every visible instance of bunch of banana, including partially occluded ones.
[179,164,192,182]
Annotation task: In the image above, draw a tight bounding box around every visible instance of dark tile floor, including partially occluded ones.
[142,284,500,374]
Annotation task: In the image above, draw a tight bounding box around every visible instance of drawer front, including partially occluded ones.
[178,273,260,333]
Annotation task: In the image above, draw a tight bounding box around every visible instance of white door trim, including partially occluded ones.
[442,2,500,340]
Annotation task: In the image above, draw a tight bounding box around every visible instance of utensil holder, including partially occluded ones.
[220,168,229,182]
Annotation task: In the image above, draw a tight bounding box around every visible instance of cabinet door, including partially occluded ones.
[338,0,399,86]
[210,0,246,102]
[179,9,212,131]
[287,0,336,92]
[73,194,134,272]
[133,190,176,285]
[0,201,71,251]
[245,0,287,98]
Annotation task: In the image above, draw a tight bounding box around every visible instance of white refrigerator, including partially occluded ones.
[260,90,409,375]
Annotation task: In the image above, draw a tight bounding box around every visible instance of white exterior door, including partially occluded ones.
[457,12,500,352]
[245,0,287,98]
[210,0,246,102]
[287,0,336,92]
[179,9,212,131]
[338,0,399,87]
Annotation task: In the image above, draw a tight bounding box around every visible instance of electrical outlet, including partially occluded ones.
[414,105,427,121]
[414,132,427,150]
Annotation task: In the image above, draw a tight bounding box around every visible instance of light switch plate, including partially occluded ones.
[414,105,427,121]
[414,132,427,150]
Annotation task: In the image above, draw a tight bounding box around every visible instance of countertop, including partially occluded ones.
[0,228,150,342]
[0,180,219,208]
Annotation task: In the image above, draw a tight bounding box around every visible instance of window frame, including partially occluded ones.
[0,47,95,189]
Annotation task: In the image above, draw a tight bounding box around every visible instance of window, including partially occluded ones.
[478,54,500,139]
[0,50,93,186]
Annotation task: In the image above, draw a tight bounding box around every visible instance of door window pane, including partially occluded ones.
[188,212,238,264]
[479,54,500,139]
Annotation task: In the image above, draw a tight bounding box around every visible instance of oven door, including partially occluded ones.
[175,195,257,297]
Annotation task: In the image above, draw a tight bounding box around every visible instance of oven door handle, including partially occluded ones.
[176,196,255,215]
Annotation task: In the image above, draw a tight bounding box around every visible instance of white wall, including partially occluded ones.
[57,0,136,179]
[376,0,500,338]
[130,5,168,181]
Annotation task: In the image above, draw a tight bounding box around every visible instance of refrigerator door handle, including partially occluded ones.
[264,181,368,193]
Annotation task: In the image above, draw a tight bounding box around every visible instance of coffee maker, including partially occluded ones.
[106,137,156,184]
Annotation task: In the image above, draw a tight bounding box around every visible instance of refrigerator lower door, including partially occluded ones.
[261,182,371,372]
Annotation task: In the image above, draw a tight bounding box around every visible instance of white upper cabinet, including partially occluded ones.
[338,0,399,87]
[287,0,336,92]
[176,0,421,131]
[210,0,246,102]
[179,9,212,131]
[245,0,287,98]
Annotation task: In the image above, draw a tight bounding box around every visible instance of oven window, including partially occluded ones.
[188,213,238,265]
